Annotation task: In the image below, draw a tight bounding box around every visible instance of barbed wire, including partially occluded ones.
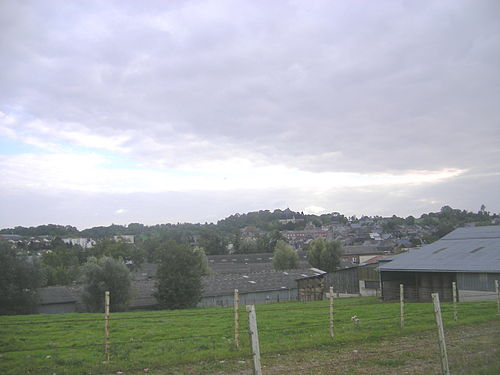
[0,304,495,332]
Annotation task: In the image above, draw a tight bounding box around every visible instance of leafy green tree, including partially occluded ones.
[405,216,416,225]
[238,238,259,253]
[268,230,285,251]
[193,246,210,276]
[231,231,242,253]
[81,256,132,312]
[0,241,43,315]
[41,245,81,286]
[306,238,342,272]
[198,227,228,255]
[155,241,204,309]
[139,237,163,263]
[272,240,299,270]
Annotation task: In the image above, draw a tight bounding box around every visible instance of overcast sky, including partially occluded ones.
[1,0,499,229]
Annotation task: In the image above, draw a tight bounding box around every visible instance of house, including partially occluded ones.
[113,235,135,244]
[62,237,96,248]
[341,245,389,265]
[278,216,304,225]
[282,228,330,249]
[379,225,500,302]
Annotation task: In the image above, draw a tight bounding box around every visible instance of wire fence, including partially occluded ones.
[1,286,499,375]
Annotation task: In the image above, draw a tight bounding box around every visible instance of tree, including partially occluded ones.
[0,241,43,315]
[238,237,259,253]
[41,245,81,286]
[155,241,204,309]
[306,238,342,272]
[90,239,144,270]
[198,227,228,255]
[193,246,210,276]
[405,216,416,226]
[272,240,299,270]
[81,256,132,312]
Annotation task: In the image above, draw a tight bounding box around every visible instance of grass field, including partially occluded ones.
[0,297,498,374]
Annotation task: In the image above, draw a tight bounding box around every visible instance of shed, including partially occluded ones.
[379,226,500,302]
[323,262,381,297]
[296,269,327,301]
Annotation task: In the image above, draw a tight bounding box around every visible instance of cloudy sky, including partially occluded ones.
[1,0,499,229]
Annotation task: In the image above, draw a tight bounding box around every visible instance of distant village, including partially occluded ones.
[1,206,499,314]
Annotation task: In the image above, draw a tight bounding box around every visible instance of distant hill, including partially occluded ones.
[0,206,497,243]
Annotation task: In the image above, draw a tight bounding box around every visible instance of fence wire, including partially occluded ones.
[1,295,498,375]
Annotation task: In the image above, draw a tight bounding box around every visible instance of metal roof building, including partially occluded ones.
[379,226,500,302]
[199,268,326,307]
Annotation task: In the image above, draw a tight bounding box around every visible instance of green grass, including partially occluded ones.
[0,297,498,374]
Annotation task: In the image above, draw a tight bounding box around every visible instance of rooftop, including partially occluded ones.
[202,268,325,297]
[379,225,500,273]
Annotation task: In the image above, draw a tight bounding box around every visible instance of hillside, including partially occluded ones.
[1,206,497,241]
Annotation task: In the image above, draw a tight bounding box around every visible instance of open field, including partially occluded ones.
[0,297,498,374]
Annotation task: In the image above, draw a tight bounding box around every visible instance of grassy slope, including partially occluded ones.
[0,298,498,375]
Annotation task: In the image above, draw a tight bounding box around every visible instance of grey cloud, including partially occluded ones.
[0,0,499,174]
[1,170,498,229]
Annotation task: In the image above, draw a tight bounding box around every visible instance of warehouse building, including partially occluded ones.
[379,226,500,302]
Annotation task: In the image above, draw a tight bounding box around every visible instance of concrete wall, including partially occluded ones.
[359,280,379,297]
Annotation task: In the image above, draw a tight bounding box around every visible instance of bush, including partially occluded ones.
[273,240,299,270]
[81,256,132,312]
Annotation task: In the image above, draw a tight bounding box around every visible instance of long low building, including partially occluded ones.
[200,268,326,307]
[379,225,500,302]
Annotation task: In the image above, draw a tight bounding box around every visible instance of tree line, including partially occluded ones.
[2,206,496,253]
[0,234,342,315]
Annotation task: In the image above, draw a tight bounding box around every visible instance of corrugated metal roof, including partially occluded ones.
[379,225,500,273]
[202,268,323,296]
[441,225,500,240]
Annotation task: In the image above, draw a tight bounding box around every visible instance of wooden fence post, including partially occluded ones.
[432,293,450,375]
[496,280,500,315]
[329,286,334,338]
[452,281,458,321]
[104,291,110,362]
[400,284,404,329]
[246,305,262,375]
[234,289,240,349]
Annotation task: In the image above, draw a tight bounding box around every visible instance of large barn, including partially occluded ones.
[379,225,500,302]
